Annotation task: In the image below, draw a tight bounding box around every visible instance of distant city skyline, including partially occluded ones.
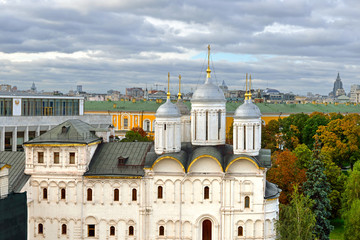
[0,1,359,95]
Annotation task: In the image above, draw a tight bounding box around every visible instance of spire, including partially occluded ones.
[178,74,182,100]
[206,44,211,79]
[249,74,252,100]
[244,73,249,100]
[167,72,170,100]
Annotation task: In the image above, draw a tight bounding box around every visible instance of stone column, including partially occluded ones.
[12,127,17,151]
[24,126,29,142]
[0,127,5,151]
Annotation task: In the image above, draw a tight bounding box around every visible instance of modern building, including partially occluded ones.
[126,88,144,98]
[0,92,111,151]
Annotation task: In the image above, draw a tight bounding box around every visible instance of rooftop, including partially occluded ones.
[0,152,29,193]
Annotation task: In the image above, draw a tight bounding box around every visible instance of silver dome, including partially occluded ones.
[156,98,181,118]
[175,99,190,115]
[234,100,261,119]
[191,78,226,102]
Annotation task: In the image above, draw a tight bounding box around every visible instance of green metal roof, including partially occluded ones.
[85,100,360,114]
[25,119,102,145]
[0,152,29,193]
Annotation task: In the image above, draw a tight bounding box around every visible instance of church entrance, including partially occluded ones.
[202,219,212,240]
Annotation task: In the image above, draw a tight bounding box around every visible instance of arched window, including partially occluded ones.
[61,188,66,200]
[43,188,47,200]
[238,226,243,236]
[114,189,119,201]
[38,223,43,234]
[204,186,210,199]
[61,224,67,235]
[144,120,151,131]
[129,226,134,236]
[245,196,250,208]
[110,226,115,236]
[157,186,163,199]
[159,226,164,236]
[132,189,137,201]
[87,188,92,201]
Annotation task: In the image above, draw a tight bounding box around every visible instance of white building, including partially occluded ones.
[2,47,280,240]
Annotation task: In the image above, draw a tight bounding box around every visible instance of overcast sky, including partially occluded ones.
[0,0,359,95]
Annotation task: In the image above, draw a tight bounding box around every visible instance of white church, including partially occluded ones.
[12,46,280,240]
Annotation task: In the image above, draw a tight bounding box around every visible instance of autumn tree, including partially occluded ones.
[121,127,150,142]
[261,119,280,152]
[302,112,329,148]
[267,150,307,204]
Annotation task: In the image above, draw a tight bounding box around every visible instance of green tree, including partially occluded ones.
[302,112,329,148]
[344,199,360,240]
[342,161,360,213]
[120,127,150,142]
[278,113,309,151]
[293,144,312,169]
[303,138,332,240]
[276,186,316,240]
[262,119,280,152]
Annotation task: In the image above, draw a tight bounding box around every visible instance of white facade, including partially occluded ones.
[154,117,181,154]
[233,118,262,156]
[180,115,191,142]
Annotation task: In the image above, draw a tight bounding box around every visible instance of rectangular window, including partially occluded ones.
[88,225,95,237]
[38,152,44,163]
[124,118,128,129]
[54,152,60,164]
[69,152,75,164]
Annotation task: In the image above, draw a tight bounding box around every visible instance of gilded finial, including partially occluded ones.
[206,44,211,79]
[178,74,182,100]
[167,72,170,99]
[249,74,252,100]
[245,73,249,100]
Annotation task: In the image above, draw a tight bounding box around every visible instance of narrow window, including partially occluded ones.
[206,111,208,140]
[132,189,137,201]
[159,226,164,236]
[61,188,66,200]
[38,223,43,234]
[194,112,197,140]
[204,186,210,199]
[43,188,47,200]
[61,224,67,235]
[110,226,115,236]
[129,226,134,236]
[88,224,95,237]
[54,152,59,164]
[238,226,243,236]
[164,124,166,131]
[218,110,221,140]
[244,125,246,150]
[69,152,75,164]
[87,188,92,201]
[157,186,163,199]
[253,125,256,150]
[38,152,44,163]
[124,118,128,129]
[114,189,119,201]
[245,196,250,208]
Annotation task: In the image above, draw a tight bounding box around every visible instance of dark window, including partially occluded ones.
[129,226,134,236]
[159,226,164,236]
[114,189,119,201]
[124,118,128,128]
[38,223,43,234]
[69,152,75,164]
[204,186,210,199]
[62,224,67,235]
[87,188,92,201]
[157,186,163,199]
[38,152,44,163]
[245,196,250,208]
[110,226,115,236]
[43,188,47,200]
[61,188,66,200]
[132,189,137,201]
[88,224,95,237]
[54,152,59,164]
[238,226,243,236]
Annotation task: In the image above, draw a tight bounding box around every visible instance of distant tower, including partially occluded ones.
[332,73,343,97]
[154,73,181,155]
[77,85,83,93]
[30,82,37,92]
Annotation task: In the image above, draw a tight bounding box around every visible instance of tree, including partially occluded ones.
[262,119,280,152]
[276,186,316,240]
[293,144,312,169]
[303,137,332,240]
[267,150,307,204]
[278,113,309,151]
[302,112,329,148]
[120,127,150,142]
[344,199,360,240]
[342,161,360,213]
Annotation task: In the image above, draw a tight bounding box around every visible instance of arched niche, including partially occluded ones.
[152,157,185,173]
[226,157,259,174]
[188,156,223,173]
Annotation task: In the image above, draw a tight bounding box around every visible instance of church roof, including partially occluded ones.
[175,98,190,115]
[0,152,29,193]
[234,99,262,119]
[155,98,181,118]
[265,181,281,199]
[25,119,102,145]
[191,78,226,102]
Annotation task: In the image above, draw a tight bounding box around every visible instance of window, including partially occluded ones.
[132,189,137,201]
[38,152,44,163]
[61,188,66,200]
[62,224,67,235]
[245,196,250,208]
[87,188,92,201]
[238,226,243,236]
[114,189,119,201]
[69,152,75,164]
[54,152,59,164]
[88,224,95,237]
[159,226,164,236]
[43,188,48,200]
[38,223,43,234]
[110,226,115,236]
[157,186,163,199]
[146,121,150,131]
[129,226,134,236]
[124,118,128,129]
[204,186,210,199]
